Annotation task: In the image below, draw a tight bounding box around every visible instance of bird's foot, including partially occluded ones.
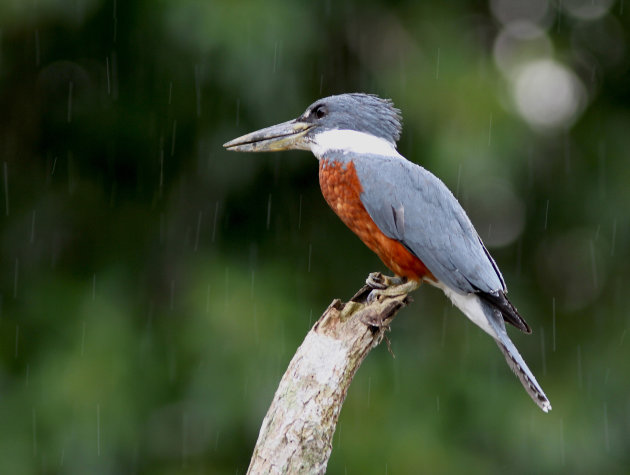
[365,272,406,289]
[366,273,420,304]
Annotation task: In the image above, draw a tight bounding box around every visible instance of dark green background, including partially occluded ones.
[1,1,628,473]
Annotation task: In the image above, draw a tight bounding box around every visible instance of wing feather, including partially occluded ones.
[353,155,505,295]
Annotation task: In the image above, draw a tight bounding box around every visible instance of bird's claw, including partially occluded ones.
[366,274,420,304]
[366,272,406,290]
[366,272,387,289]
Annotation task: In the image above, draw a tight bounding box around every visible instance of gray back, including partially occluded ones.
[352,154,505,294]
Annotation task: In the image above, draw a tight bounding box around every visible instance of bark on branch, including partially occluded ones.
[247,273,413,474]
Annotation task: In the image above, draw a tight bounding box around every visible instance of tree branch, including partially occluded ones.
[247,273,413,474]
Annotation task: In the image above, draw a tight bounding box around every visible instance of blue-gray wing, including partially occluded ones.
[353,155,505,294]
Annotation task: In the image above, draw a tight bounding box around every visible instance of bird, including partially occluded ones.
[223,93,551,412]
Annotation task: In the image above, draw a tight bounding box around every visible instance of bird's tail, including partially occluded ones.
[495,337,552,412]
[481,301,552,413]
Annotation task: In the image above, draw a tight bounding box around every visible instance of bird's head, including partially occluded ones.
[223,93,403,158]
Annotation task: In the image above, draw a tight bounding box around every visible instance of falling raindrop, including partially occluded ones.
[266,194,272,230]
[96,404,101,456]
[455,164,462,198]
[224,267,230,310]
[250,270,255,299]
[564,134,571,173]
[67,151,76,194]
[67,81,73,123]
[32,408,37,456]
[337,424,342,449]
[205,284,211,314]
[603,402,610,452]
[111,51,118,99]
[540,326,546,375]
[194,64,202,118]
[159,213,165,244]
[435,47,441,80]
[51,232,59,268]
[488,114,493,146]
[170,280,175,310]
[194,211,202,252]
[577,344,583,389]
[51,156,58,176]
[298,194,303,230]
[559,418,565,465]
[273,42,278,73]
[544,200,549,230]
[212,202,219,243]
[30,211,36,243]
[515,238,522,276]
[253,304,259,343]
[307,243,312,272]
[441,306,448,347]
[589,240,598,289]
[159,138,165,198]
[169,352,177,382]
[146,303,154,334]
[3,161,9,216]
[13,258,18,298]
[81,321,86,356]
[182,412,188,468]
[171,120,177,156]
[463,316,471,356]
[106,56,111,95]
[552,297,556,352]
[598,142,606,197]
[34,30,40,67]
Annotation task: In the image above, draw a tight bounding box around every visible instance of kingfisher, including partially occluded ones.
[224,93,551,412]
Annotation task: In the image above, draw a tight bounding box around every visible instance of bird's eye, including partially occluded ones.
[313,105,327,119]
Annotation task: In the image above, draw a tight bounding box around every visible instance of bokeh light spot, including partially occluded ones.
[513,59,587,130]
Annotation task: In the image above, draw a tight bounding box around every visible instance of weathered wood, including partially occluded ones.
[247,274,413,474]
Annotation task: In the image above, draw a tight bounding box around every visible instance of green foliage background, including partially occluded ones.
[0,1,628,473]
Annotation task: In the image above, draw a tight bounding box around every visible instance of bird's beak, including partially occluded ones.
[223,119,313,152]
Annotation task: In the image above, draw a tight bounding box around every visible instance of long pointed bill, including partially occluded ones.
[223,119,313,152]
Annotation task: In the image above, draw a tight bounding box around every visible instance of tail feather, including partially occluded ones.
[435,281,552,412]
[477,290,531,334]
[481,301,552,412]
[495,338,552,412]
